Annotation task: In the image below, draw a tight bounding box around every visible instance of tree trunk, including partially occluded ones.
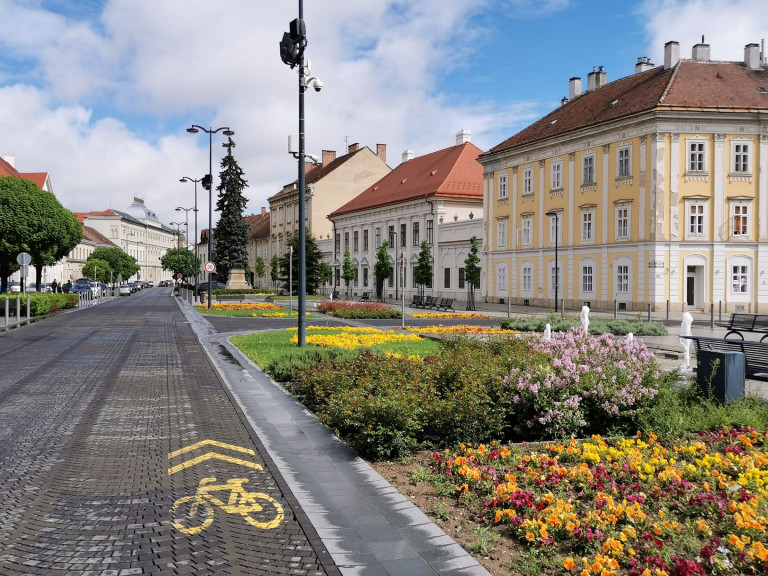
[466,286,475,311]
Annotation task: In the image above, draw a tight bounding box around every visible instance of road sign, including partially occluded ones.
[117,274,123,283]
[177,273,183,279]
[16,252,31,266]
[204,261,216,273]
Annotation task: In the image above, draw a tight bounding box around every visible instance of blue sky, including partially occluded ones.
[0,0,764,227]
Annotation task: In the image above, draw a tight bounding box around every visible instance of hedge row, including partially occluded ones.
[0,293,79,315]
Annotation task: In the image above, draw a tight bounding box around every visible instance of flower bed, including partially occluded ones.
[315,301,402,319]
[210,302,282,311]
[287,326,422,349]
[406,324,522,335]
[431,429,768,576]
[409,312,492,319]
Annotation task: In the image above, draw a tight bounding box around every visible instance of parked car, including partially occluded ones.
[196,281,226,295]
[118,284,132,296]
[70,283,92,295]
[9,282,21,293]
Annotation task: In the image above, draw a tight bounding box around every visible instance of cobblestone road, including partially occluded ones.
[0,290,333,576]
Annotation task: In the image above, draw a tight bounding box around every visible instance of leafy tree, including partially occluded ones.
[160,248,199,283]
[270,254,280,290]
[341,249,356,297]
[82,259,112,283]
[413,241,433,297]
[254,256,266,288]
[464,236,481,311]
[279,230,325,295]
[0,176,82,291]
[319,261,333,296]
[213,138,250,282]
[374,241,392,301]
[88,247,139,281]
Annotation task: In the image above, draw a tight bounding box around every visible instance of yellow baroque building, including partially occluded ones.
[479,41,768,313]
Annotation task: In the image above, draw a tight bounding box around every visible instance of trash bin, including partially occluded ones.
[697,349,745,403]
[200,292,206,304]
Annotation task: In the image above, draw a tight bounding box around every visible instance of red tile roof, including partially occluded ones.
[485,59,768,155]
[244,212,270,239]
[73,210,118,223]
[82,226,114,246]
[329,142,484,217]
[0,157,22,178]
[18,172,49,189]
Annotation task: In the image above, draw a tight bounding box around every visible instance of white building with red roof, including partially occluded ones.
[328,131,484,302]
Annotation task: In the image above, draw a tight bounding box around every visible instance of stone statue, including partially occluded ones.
[543,323,552,341]
[580,305,590,332]
[626,332,634,342]
[680,312,693,372]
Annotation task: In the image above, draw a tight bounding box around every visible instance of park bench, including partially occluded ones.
[716,313,768,341]
[409,295,425,308]
[683,335,768,382]
[214,294,246,303]
[436,298,455,312]
[423,296,439,309]
[358,292,372,302]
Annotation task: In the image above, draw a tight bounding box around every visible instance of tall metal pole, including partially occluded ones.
[180,177,202,302]
[208,129,213,309]
[297,0,307,346]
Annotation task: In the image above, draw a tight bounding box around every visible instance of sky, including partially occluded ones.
[0,0,765,234]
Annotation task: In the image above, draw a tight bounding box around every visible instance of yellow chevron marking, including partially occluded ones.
[168,452,263,475]
[168,439,256,460]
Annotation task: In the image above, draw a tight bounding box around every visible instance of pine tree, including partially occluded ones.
[213,137,250,283]
[464,236,481,311]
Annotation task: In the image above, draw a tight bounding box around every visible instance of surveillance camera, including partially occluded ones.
[312,78,323,92]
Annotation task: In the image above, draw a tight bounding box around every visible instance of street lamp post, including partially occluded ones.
[545,211,559,313]
[176,205,194,288]
[180,177,202,301]
[280,1,322,347]
[186,125,234,309]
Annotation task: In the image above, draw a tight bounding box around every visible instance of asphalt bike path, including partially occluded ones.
[0,289,335,576]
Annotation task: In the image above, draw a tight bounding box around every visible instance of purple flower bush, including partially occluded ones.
[505,327,661,438]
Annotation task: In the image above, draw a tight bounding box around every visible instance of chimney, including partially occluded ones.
[745,43,761,69]
[587,67,597,91]
[347,142,359,153]
[402,150,414,163]
[635,57,654,73]
[569,77,582,99]
[1,155,14,167]
[692,43,710,62]
[322,150,336,166]
[455,129,471,145]
[595,65,606,88]
[376,143,387,164]
[664,41,680,69]
[561,96,569,106]
[261,206,267,216]
[305,161,314,174]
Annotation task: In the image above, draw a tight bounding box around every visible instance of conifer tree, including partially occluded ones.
[213,138,249,283]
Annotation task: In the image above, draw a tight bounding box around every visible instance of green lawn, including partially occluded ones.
[231,327,441,368]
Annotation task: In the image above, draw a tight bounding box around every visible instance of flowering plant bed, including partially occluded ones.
[418,429,768,576]
[195,302,305,317]
[406,324,522,335]
[315,300,402,319]
[409,312,492,319]
[287,326,423,349]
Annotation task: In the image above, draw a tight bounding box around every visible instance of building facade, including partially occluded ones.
[329,131,484,301]
[245,207,272,288]
[479,41,768,313]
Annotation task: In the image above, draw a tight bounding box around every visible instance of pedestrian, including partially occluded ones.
[51,279,58,293]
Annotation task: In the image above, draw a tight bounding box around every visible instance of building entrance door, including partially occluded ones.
[686,275,696,307]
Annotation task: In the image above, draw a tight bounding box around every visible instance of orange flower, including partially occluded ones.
[564,557,575,571]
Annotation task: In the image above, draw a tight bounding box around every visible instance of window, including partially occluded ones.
[617,265,629,293]
[581,209,594,243]
[375,227,381,248]
[388,271,394,288]
[522,167,533,195]
[688,203,705,237]
[617,146,631,178]
[335,233,340,256]
[521,216,532,247]
[353,231,359,252]
[549,214,561,246]
[388,225,395,246]
[363,267,369,287]
[616,205,630,240]
[294,204,298,222]
[732,203,749,237]
[444,267,451,289]
[426,220,433,244]
[582,265,593,293]
[363,229,369,251]
[522,265,532,292]
[279,207,284,225]
[687,140,706,172]
[550,265,560,297]
[732,142,751,173]
[335,268,340,285]
[551,161,562,189]
[458,268,465,289]
[412,222,420,246]
[344,232,349,252]
[497,219,508,249]
[732,265,748,294]
[582,154,595,185]
[400,223,407,247]
[497,264,508,292]
[498,173,508,199]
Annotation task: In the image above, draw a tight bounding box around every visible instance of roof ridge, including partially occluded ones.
[659,61,682,105]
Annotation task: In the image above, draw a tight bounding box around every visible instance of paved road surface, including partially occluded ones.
[0,289,335,576]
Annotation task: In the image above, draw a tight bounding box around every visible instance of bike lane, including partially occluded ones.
[0,290,337,576]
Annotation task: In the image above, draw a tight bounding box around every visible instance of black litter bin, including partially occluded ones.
[697,349,745,403]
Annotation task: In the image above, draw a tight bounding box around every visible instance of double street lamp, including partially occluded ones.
[186,125,234,308]
[176,206,195,289]
[545,211,560,313]
[180,177,203,301]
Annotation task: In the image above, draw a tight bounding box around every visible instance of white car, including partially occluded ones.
[119,284,132,296]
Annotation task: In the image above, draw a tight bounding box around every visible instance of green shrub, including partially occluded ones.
[211,288,274,295]
[499,316,667,336]
[0,293,77,316]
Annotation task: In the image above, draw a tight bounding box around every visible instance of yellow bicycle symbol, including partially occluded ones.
[170,477,284,534]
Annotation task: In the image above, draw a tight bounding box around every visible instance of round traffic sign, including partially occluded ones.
[204,261,216,273]
[16,252,31,266]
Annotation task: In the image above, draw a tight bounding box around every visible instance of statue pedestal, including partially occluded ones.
[226,269,250,289]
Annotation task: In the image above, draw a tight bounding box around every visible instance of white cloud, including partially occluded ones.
[641,0,768,62]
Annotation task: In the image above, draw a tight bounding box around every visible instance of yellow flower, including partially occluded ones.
[564,557,575,571]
